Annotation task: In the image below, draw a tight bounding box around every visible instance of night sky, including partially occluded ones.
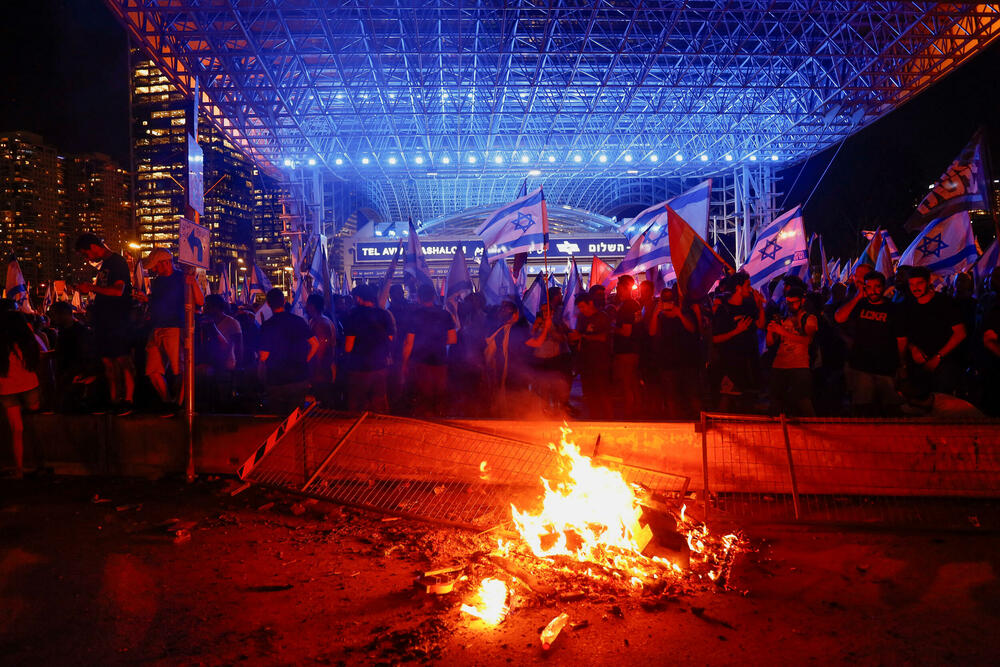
[2,1,997,260]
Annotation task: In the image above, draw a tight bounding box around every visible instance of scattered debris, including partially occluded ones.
[229,482,252,497]
[540,612,570,650]
[246,584,294,593]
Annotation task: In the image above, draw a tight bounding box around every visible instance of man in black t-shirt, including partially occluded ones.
[900,266,966,396]
[835,270,905,415]
[568,293,612,419]
[344,284,396,412]
[402,284,457,417]
[711,272,766,412]
[74,233,135,414]
[611,275,642,418]
[259,288,320,414]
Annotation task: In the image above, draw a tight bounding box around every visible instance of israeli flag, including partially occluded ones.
[611,231,673,278]
[476,187,549,261]
[898,211,978,277]
[290,273,310,318]
[445,246,473,302]
[482,258,519,307]
[973,238,999,286]
[521,274,547,324]
[4,256,33,313]
[562,257,582,331]
[307,235,330,295]
[248,264,272,298]
[404,220,434,289]
[218,265,234,303]
[619,180,711,245]
[741,206,808,290]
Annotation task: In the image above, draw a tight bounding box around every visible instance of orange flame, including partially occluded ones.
[508,426,741,582]
[460,578,509,625]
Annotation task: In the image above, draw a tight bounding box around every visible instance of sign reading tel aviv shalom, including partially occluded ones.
[354,236,626,262]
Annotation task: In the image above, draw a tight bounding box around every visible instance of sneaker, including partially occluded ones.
[115,402,134,417]
[158,405,180,419]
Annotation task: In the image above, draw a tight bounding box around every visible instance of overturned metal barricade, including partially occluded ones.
[238,407,689,531]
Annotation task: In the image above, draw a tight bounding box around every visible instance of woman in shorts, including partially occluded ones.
[1,311,42,479]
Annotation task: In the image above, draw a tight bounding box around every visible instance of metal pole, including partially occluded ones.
[184,262,195,482]
[779,413,801,520]
[700,411,710,524]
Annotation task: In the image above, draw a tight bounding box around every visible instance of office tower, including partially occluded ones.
[131,51,253,269]
[0,131,62,290]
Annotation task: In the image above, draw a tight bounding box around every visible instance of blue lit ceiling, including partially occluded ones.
[106,1,1000,221]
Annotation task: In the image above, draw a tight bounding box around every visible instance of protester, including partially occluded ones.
[138,248,203,415]
[402,284,456,417]
[568,293,612,419]
[305,293,337,406]
[343,284,395,412]
[649,287,702,419]
[901,266,966,396]
[526,300,571,415]
[74,233,135,414]
[835,270,905,415]
[1,311,42,478]
[611,275,642,418]
[711,272,766,412]
[258,287,320,413]
[765,285,817,416]
[201,294,243,409]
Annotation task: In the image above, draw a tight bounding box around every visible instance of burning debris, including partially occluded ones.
[239,418,745,657]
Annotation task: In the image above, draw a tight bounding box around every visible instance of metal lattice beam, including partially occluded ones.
[106,1,1000,222]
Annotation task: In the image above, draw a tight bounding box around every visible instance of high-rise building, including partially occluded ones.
[0,131,62,290]
[252,168,292,288]
[131,51,254,271]
[62,153,131,257]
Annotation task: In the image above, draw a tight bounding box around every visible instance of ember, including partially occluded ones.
[508,426,741,584]
[460,578,509,625]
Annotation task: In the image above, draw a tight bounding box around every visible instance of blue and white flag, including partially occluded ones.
[445,246,473,302]
[741,206,808,290]
[133,256,149,295]
[875,241,895,280]
[476,187,549,261]
[619,180,712,244]
[514,263,527,298]
[898,211,978,277]
[562,257,582,331]
[905,130,992,231]
[611,231,673,278]
[248,263,272,299]
[42,283,55,313]
[521,274,547,324]
[404,219,434,289]
[973,238,999,286]
[307,235,330,295]
[290,273,310,318]
[863,230,900,261]
[482,258,519,307]
[218,265,234,303]
[4,256,33,313]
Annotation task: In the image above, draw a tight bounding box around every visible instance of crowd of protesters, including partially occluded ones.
[4,233,1000,475]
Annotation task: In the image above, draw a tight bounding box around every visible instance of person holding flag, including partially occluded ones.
[4,256,34,314]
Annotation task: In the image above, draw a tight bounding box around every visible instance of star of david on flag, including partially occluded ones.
[898,210,977,277]
[759,238,782,261]
[741,206,808,290]
[476,187,549,261]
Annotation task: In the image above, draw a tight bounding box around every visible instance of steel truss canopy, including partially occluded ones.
[108,1,1000,221]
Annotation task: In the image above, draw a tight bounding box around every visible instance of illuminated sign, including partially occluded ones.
[354,236,625,262]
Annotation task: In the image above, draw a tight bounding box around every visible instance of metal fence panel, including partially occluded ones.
[701,413,1000,528]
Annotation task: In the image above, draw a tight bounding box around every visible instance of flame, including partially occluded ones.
[509,426,742,583]
[460,578,509,625]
